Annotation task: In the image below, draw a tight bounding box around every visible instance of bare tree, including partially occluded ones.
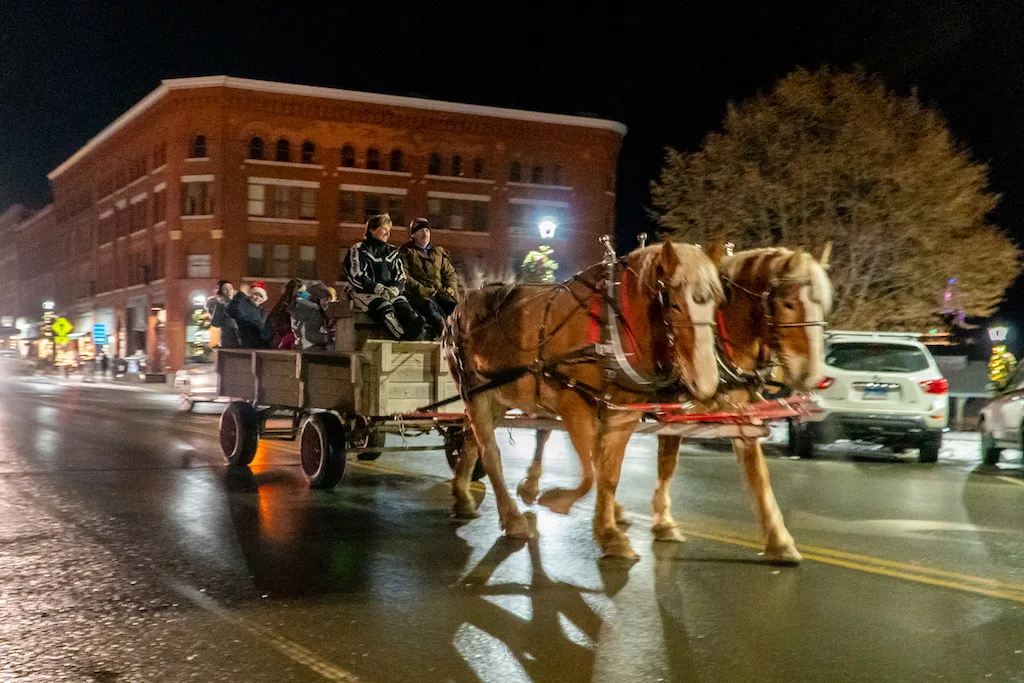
[651,67,1020,330]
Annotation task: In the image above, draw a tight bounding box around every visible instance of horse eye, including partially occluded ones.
[692,291,708,305]
[782,301,796,311]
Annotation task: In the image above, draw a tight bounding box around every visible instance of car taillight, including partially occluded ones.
[920,378,948,395]
[817,377,835,390]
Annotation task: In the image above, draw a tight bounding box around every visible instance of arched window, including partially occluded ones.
[275,139,290,162]
[531,165,544,184]
[428,153,442,176]
[451,155,463,177]
[249,137,264,160]
[366,148,380,170]
[301,141,315,163]
[551,165,564,186]
[509,161,521,183]
[341,145,355,167]
[473,157,485,178]
[190,135,206,158]
[390,149,404,172]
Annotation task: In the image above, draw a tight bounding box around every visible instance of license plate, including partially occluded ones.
[863,386,888,400]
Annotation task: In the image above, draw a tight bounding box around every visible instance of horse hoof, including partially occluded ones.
[537,489,575,515]
[600,536,639,561]
[652,524,686,543]
[452,500,480,519]
[504,515,535,540]
[766,543,802,565]
[516,479,539,506]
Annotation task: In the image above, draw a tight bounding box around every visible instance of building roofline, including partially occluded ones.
[15,204,54,231]
[48,76,627,180]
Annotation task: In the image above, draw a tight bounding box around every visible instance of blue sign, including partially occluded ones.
[93,324,108,345]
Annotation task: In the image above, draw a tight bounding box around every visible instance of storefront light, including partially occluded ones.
[538,217,558,239]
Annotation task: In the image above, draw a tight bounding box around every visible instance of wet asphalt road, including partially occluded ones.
[1,372,1024,682]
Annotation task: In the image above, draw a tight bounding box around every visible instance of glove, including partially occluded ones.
[374,283,387,298]
[385,286,401,301]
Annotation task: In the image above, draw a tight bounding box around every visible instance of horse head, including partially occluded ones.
[631,241,723,400]
[720,246,833,392]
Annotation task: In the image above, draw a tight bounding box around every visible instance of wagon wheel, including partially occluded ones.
[356,430,387,461]
[301,413,347,489]
[444,426,485,482]
[220,401,259,466]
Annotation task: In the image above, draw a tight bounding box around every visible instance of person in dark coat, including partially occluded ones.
[207,288,241,349]
[344,214,425,341]
[265,278,304,349]
[225,283,269,348]
[399,218,459,339]
[290,281,333,351]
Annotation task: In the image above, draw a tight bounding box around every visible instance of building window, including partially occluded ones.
[301,141,316,163]
[390,149,404,172]
[190,135,206,158]
[299,188,317,220]
[339,191,359,222]
[186,254,211,278]
[531,165,544,184]
[451,155,463,177]
[247,183,265,216]
[427,197,489,232]
[270,244,290,277]
[341,145,355,167]
[272,186,291,218]
[249,137,264,160]
[180,181,213,215]
[247,244,265,277]
[298,246,317,279]
[386,196,405,227]
[363,193,383,219]
[366,148,380,170]
[428,153,443,176]
[473,157,485,178]
[152,189,166,224]
[509,161,521,182]
[275,139,291,162]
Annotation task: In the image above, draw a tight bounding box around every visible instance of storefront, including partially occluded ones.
[184,290,213,363]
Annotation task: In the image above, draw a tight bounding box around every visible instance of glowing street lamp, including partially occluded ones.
[42,300,55,311]
[989,326,1009,343]
[537,217,558,240]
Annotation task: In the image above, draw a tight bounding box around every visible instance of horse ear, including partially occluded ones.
[660,240,681,272]
[818,242,832,271]
[706,238,727,267]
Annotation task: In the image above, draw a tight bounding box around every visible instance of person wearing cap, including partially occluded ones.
[343,214,426,341]
[399,218,459,339]
[289,280,334,351]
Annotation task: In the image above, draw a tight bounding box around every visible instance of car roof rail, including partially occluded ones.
[826,330,923,341]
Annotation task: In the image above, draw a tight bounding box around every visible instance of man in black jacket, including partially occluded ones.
[344,214,425,341]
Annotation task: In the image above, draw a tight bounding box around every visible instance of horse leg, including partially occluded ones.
[517,429,552,505]
[537,401,597,515]
[733,437,801,563]
[467,397,534,539]
[451,426,480,519]
[593,412,642,560]
[651,435,685,542]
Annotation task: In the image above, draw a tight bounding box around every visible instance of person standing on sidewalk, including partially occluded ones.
[100,352,109,379]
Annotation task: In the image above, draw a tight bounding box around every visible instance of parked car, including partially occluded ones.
[978,364,1024,465]
[174,355,218,411]
[789,331,948,462]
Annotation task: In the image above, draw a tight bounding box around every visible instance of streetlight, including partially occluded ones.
[538,217,558,239]
[989,326,1009,343]
[42,300,55,311]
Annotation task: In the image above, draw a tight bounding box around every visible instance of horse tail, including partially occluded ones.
[441,299,471,400]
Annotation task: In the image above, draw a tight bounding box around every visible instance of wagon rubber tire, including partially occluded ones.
[301,413,347,489]
[980,420,1001,466]
[444,427,486,482]
[918,430,942,464]
[356,430,387,461]
[220,401,259,466]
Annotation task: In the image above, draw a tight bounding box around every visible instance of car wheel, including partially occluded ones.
[980,419,1002,466]
[918,430,942,464]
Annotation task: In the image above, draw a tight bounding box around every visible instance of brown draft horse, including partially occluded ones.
[444,242,723,559]
[514,246,833,563]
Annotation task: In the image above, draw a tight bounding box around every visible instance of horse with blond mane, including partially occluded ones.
[444,241,722,559]
[509,245,833,563]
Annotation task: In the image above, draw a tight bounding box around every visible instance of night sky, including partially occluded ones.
[3,1,1024,323]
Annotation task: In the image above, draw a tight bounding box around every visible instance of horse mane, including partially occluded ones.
[628,243,723,301]
[721,247,833,312]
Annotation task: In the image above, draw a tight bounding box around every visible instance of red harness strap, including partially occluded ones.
[716,309,733,360]
[587,271,639,355]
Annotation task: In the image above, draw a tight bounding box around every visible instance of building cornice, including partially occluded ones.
[48,75,627,180]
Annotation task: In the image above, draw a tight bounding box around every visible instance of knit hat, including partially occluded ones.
[306,281,333,303]
[365,213,392,239]
[409,218,430,235]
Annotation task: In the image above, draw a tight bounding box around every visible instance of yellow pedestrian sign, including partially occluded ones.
[52,317,73,343]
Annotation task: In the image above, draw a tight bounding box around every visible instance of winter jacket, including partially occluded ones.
[399,242,458,301]
[290,298,330,350]
[264,308,293,349]
[226,292,268,348]
[208,299,241,349]
[344,236,406,296]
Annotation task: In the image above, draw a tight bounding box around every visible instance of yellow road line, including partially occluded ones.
[995,475,1024,488]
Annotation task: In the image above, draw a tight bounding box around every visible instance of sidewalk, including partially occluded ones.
[24,372,178,394]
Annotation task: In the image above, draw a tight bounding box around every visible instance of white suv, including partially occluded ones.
[790,331,948,462]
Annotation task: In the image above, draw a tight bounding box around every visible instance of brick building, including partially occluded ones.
[3,76,625,370]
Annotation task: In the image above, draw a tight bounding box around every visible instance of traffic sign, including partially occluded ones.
[52,317,73,343]
[93,323,107,345]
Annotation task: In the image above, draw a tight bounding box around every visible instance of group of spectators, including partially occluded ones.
[208,214,460,352]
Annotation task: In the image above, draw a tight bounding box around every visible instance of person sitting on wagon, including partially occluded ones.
[290,281,334,351]
[399,218,459,340]
[344,213,426,341]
